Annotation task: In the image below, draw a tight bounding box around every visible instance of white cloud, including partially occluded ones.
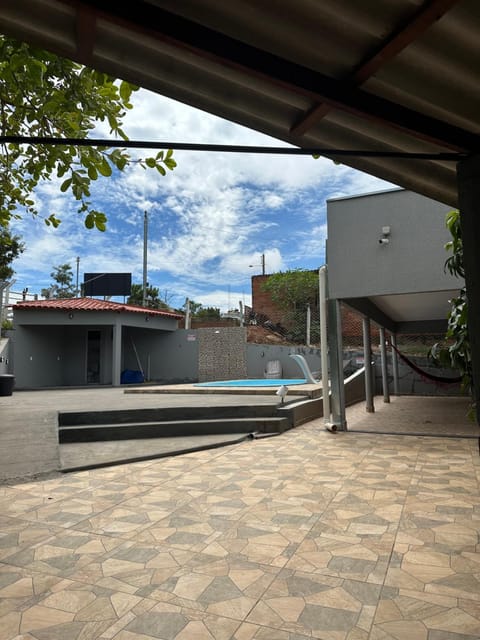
[10,88,396,311]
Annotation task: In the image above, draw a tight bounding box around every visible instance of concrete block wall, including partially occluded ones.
[198,327,247,382]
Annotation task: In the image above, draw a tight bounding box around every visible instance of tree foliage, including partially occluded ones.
[430,209,472,411]
[41,263,76,299]
[182,299,221,320]
[127,283,171,310]
[0,36,176,230]
[0,227,25,281]
[195,306,221,320]
[260,269,319,310]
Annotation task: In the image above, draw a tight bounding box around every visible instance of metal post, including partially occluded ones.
[319,266,330,423]
[328,298,346,430]
[185,297,191,330]
[306,303,311,347]
[261,253,265,275]
[379,326,390,403]
[362,317,375,412]
[391,333,400,394]
[142,210,148,307]
[75,256,80,297]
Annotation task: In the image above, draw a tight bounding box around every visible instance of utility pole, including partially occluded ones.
[75,256,80,297]
[142,210,148,307]
[261,253,265,275]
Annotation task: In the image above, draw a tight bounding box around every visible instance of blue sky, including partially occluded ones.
[10,88,394,312]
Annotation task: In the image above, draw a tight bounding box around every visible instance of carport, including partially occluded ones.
[1,0,480,418]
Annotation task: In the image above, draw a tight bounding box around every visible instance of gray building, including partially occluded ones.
[12,298,183,388]
[326,188,464,427]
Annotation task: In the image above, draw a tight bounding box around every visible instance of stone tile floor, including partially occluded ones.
[1,398,480,639]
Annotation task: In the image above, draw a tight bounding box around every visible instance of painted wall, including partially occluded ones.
[13,326,64,387]
[247,343,321,379]
[374,356,463,397]
[327,189,460,299]
[122,327,198,383]
[0,337,11,374]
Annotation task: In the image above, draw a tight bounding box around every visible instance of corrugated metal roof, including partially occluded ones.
[0,0,477,207]
[14,297,183,319]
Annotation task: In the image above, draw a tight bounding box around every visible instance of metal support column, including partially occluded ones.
[327,298,346,430]
[379,326,390,403]
[362,317,374,412]
[390,333,400,395]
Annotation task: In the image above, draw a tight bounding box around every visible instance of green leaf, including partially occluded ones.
[45,213,61,228]
[87,165,98,180]
[97,158,112,177]
[60,178,72,192]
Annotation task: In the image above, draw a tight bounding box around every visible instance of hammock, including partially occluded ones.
[391,344,462,385]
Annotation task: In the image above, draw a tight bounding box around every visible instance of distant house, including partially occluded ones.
[12,298,183,388]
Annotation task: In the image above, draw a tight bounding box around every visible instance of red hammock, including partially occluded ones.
[391,344,462,385]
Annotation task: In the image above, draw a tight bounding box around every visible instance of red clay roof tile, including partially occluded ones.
[13,297,183,319]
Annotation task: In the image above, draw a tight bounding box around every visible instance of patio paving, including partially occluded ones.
[1,395,479,639]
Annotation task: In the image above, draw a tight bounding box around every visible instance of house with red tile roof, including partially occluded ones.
[11,298,184,388]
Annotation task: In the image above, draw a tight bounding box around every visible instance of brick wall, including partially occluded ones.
[251,275,379,346]
[251,275,283,323]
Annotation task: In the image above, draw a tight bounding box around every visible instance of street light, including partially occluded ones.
[249,253,266,275]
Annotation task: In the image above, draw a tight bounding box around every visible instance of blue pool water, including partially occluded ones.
[195,378,307,387]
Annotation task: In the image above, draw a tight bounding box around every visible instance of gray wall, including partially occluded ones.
[327,189,459,299]
[13,326,64,387]
[374,357,464,397]
[247,344,321,379]
[123,328,198,383]
[0,337,11,374]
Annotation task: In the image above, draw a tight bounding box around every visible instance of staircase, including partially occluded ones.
[58,397,322,472]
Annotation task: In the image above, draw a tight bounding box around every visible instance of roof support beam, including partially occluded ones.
[64,0,479,152]
[290,0,462,136]
[75,6,96,67]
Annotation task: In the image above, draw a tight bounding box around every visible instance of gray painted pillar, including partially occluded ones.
[379,326,390,403]
[362,317,374,412]
[112,322,122,386]
[327,298,347,430]
[457,156,480,425]
[390,333,400,395]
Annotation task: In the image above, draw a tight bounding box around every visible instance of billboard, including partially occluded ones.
[83,273,132,297]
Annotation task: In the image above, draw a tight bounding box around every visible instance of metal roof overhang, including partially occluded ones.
[0,0,477,341]
[0,0,479,209]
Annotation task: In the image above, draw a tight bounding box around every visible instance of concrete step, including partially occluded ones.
[59,416,290,443]
[58,404,277,427]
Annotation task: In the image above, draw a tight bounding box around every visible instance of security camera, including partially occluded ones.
[379,238,390,244]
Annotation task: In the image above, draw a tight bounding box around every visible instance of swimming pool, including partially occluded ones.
[195,378,307,387]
